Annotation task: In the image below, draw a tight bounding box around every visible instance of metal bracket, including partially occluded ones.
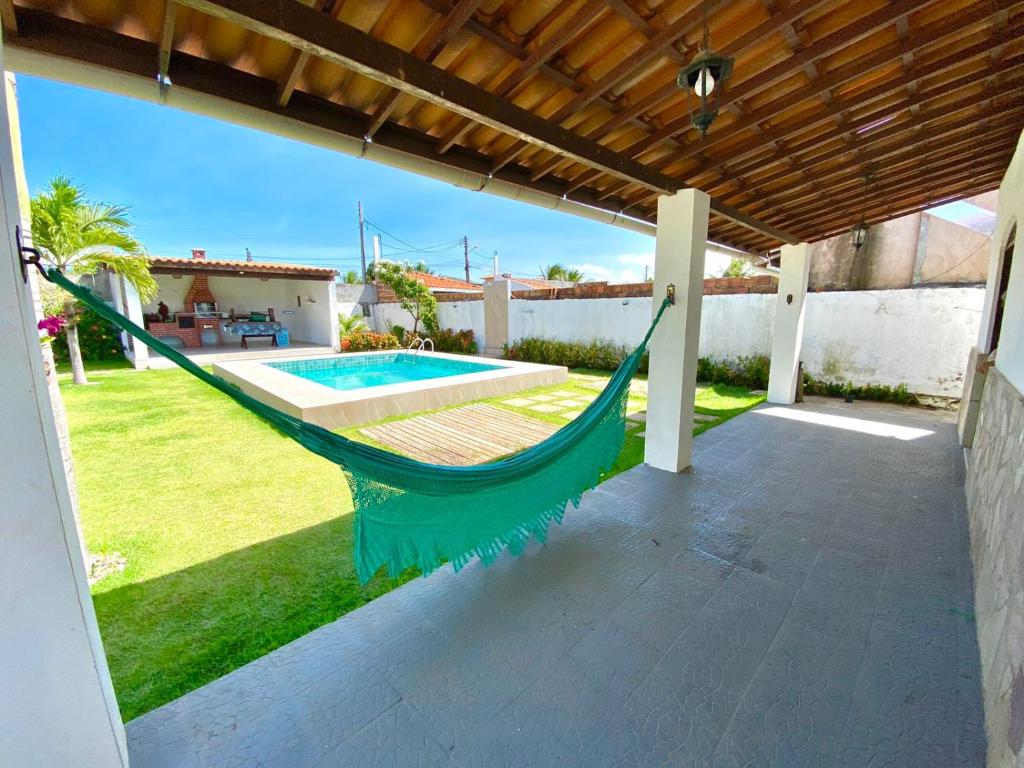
[16,225,46,283]
[666,283,676,305]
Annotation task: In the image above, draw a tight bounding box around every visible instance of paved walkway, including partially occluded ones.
[127,398,984,767]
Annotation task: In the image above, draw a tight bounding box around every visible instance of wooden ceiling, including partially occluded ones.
[3,0,1023,253]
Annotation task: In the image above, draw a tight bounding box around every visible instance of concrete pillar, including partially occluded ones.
[482,278,511,357]
[108,271,130,352]
[122,278,149,368]
[767,242,811,404]
[327,279,340,350]
[644,188,710,473]
[0,52,129,768]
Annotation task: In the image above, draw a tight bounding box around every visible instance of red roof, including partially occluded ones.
[407,271,481,291]
[149,256,336,280]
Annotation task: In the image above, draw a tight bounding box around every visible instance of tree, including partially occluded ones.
[411,260,435,274]
[722,258,750,278]
[539,263,567,280]
[31,176,155,384]
[368,260,438,334]
[338,313,368,337]
[562,267,584,282]
[342,270,360,284]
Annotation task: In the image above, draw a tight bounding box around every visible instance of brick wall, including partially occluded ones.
[373,277,777,305]
[507,276,778,301]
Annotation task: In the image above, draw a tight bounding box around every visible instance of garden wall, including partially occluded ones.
[371,286,984,397]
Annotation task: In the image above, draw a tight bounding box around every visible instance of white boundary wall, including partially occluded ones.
[373,288,984,396]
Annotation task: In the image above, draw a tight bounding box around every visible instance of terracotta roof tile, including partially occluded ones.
[149,256,336,279]
[407,271,481,291]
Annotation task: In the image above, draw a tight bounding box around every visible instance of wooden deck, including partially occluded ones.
[360,404,558,465]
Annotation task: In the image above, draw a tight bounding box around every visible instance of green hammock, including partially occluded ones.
[44,268,670,583]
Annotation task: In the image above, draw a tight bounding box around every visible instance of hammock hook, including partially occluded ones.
[666,283,676,305]
[16,225,47,283]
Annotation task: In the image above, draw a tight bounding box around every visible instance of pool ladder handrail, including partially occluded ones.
[406,337,434,355]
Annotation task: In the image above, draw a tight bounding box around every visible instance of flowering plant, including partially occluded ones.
[38,315,67,338]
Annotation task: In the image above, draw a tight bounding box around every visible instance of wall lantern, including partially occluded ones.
[677,9,734,138]
[851,219,870,251]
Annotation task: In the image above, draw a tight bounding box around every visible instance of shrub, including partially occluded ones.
[340,329,399,352]
[504,337,631,371]
[389,324,407,345]
[51,303,124,362]
[696,355,771,390]
[802,373,919,405]
[431,328,478,355]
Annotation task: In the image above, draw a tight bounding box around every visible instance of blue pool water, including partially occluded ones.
[269,352,500,391]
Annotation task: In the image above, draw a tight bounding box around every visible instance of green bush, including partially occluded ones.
[503,337,635,371]
[340,329,400,352]
[802,373,919,405]
[389,324,407,345]
[431,328,478,355]
[52,303,124,362]
[696,355,771,390]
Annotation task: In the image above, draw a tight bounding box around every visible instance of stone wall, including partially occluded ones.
[966,365,1024,767]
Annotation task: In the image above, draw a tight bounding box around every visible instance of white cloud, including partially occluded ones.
[569,252,654,283]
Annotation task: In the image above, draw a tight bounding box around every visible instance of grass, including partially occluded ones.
[61,362,762,721]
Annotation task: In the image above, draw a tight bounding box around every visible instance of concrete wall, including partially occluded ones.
[808,196,994,291]
[379,287,980,397]
[336,282,375,320]
[802,287,985,397]
[965,129,1024,768]
[144,274,335,345]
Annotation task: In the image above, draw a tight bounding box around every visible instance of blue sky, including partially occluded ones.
[14,74,659,283]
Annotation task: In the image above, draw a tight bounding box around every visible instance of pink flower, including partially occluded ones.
[38,315,66,337]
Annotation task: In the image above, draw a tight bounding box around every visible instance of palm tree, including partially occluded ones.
[562,266,585,282]
[412,260,435,274]
[31,176,155,385]
[342,270,360,284]
[338,313,368,336]
[539,263,567,280]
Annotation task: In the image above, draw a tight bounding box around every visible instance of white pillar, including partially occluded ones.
[108,270,129,351]
[122,277,150,369]
[644,189,709,473]
[482,278,511,357]
[767,242,811,404]
[327,279,340,350]
[0,48,129,768]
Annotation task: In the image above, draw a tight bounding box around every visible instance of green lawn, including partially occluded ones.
[61,363,762,721]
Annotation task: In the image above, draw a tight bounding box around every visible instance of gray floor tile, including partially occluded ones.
[127,400,984,768]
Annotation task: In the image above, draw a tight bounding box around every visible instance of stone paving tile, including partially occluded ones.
[626,411,647,422]
[127,400,983,768]
[501,397,533,407]
[528,394,558,402]
[563,410,582,419]
[554,398,587,407]
[527,403,562,413]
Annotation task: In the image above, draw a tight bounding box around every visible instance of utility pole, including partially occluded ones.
[357,201,367,281]
[463,235,470,283]
[245,247,252,262]
[492,250,499,278]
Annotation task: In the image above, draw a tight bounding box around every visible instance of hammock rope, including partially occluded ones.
[43,268,672,582]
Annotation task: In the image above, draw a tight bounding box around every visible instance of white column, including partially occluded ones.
[644,188,709,473]
[122,278,149,369]
[108,270,129,351]
[327,279,340,350]
[767,242,811,404]
[0,49,129,768]
[482,278,511,356]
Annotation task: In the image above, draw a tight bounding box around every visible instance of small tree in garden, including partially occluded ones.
[722,258,749,278]
[31,175,155,385]
[368,260,438,335]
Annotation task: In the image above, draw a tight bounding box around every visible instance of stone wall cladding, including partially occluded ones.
[966,365,1024,768]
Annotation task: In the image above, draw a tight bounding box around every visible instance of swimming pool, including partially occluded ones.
[214,350,566,429]
[268,353,500,391]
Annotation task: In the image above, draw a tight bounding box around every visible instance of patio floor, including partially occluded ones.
[144,341,335,369]
[126,397,984,767]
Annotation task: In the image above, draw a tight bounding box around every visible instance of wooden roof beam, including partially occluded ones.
[624,1,1020,168]
[433,0,608,155]
[0,0,16,35]
[274,0,334,108]
[364,0,482,140]
[174,0,798,245]
[157,1,176,83]
[521,0,834,183]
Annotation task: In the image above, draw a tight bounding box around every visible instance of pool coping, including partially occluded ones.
[213,350,567,429]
